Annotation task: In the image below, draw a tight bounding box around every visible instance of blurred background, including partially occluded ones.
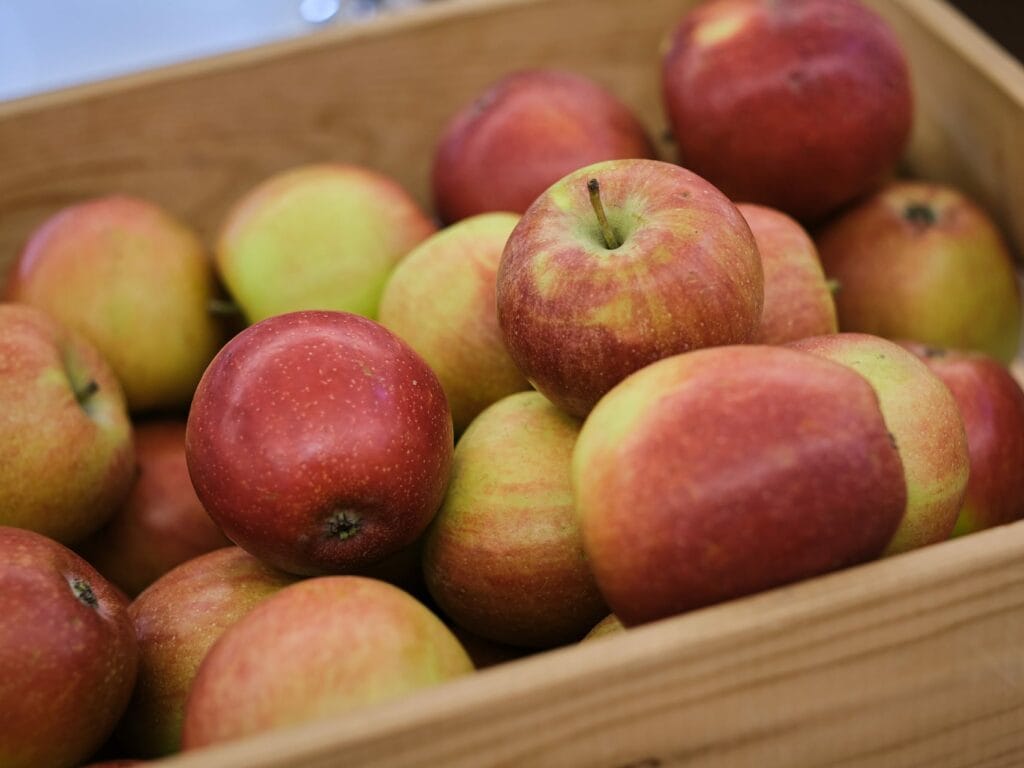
[0,0,1018,103]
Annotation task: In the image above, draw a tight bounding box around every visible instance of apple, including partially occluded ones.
[573,345,906,626]
[215,163,436,324]
[432,69,656,223]
[791,333,969,554]
[816,180,1022,362]
[904,344,1024,535]
[181,576,474,749]
[82,762,144,767]
[423,391,608,649]
[77,420,230,597]
[446,624,528,670]
[186,310,453,575]
[661,0,912,222]
[379,212,530,434]
[0,527,137,768]
[117,547,296,757]
[5,196,226,412]
[0,304,134,544]
[736,203,837,344]
[582,614,625,642]
[497,158,763,417]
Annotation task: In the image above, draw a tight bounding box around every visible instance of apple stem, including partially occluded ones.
[588,179,620,250]
[74,379,99,405]
[826,278,841,295]
[904,203,936,227]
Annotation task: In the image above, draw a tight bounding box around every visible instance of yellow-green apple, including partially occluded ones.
[0,304,134,544]
[6,196,226,412]
[791,333,969,554]
[661,0,912,221]
[432,69,656,223]
[423,391,607,648]
[77,421,230,597]
[737,203,837,344]
[215,164,436,323]
[118,547,296,757]
[181,576,474,749]
[497,159,763,417]
[582,614,625,642]
[904,343,1024,536]
[573,345,906,626]
[379,212,530,433]
[816,181,1021,362]
[186,310,453,575]
[0,527,138,768]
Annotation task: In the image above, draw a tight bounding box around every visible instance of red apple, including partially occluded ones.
[379,212,531,433]
[432,69,656,223]
[186,310,453,575]
[737,203,837,344]
[181,576,474,749]
[118,547,296,757]
[662,0,912,221]
[78,421,230,597]
[574,345,906,626]
[0,527,138,768]
[423,391,608,649]
[0,304,134,544]
[816,181,1022,362]
[6,196,226,412]
[497,158,763,417]
[904,344,1024,535]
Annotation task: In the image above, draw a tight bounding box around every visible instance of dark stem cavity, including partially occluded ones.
[70,578,99,608]
[74,379,100,407]
[904,203,937,227]
[207,298,242,318]
[326,510,362,541]
[587,178,621,250]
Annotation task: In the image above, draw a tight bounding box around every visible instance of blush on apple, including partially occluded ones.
[661,0,912,221]
[497,158,763,417]
[186,310,453,576]
[432,69,656,223]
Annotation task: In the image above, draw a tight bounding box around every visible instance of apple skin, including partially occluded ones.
[791,333,969,554]
[661,0,911,222]
[903,344,1024,535]
[497,158,763,417]
[0,304,135,544]
[181,576,474,749]
[582,614,625,642]
[0,527,138,768]
[816,181,1022,362]
[216,164,436,324]
[6,196,226,412]
[379,213,531,433]
[432,69,656,223]
[186,310,453,576]
[573,345,906,626]
[736,203,837,344]
[77,421,230,597]
[117,547,296,758]
[423,391,608,649]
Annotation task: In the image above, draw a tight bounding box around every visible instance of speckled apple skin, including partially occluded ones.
[0,304,134,544]
[906,344,1024,535]
[791,334,969,554]
[78,421,230,597]
[573,346,906,626]
[737,203,837,344]
[498,159,763,418]
[816,181,1022,362]
[181,576,474,750]
[0,527,138,768]
[216,164,436,323]
[423,391,608,649]
[186,310,454,576]
[6,196,226,412]
[118,547,296,757]
[432,69,656,223]
[379,213,531,434]
[662,0,912,222]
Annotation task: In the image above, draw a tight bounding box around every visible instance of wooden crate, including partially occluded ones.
[2,0,1024,766]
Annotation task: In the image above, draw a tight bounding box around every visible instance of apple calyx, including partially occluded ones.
[587,179,621,250]
[74,379,100,407]
[904,203,937,228]
[70,577,99,608]
[326,510,362,541]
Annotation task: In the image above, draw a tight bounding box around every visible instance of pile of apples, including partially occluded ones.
[3,0,1024,766]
